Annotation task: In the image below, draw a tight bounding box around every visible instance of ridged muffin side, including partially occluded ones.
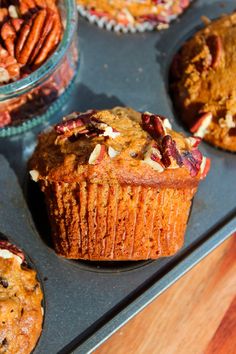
[41,181,196,260]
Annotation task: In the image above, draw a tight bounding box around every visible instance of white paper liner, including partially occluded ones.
[77,4,179,33]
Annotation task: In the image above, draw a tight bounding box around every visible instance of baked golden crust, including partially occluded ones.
[29,107,209,260]
[0,245,43,354]
[170,13,236,152]
[77,0,190,27]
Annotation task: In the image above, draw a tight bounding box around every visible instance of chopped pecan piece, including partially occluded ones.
[17,9,47,65]
[200,157,211,179]
[0,45,20,82]
[1,21,16,57]
[88,144,106,165]
[190,112,212,138]
[0,277,9,288]
[33,9,62,68]
[143,145,164,172]
[160,135,183,168]
[182,150,203,177]
[0,240,25,264]
[0,8,8,23]
[142,113,168,140]
[206,34,223,69]
[11,18,24,32]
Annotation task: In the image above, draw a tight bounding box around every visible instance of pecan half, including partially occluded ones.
[32,8,61,68]
[0,240,25,263]
[30,8,55,64]
[15,17,34,60]
[1,22,16,57]
[19,0,38,15]
[55,111,97,134]
[0,8,8,23]
[17,9,47,65]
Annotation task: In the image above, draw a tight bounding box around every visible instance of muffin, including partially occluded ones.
[29,107,210,261]
[77,0,191,32]
[170,13,236,152]
[0,240,43,354]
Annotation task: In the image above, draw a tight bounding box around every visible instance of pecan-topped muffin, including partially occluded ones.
[170,13,236,152]
[0,241,43,354]
[77,0,191,32]
[29,107,210,261]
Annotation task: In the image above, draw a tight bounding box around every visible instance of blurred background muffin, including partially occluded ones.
[170,12,236,152]
[77,0,191,32]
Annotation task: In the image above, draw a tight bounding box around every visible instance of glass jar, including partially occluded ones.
[0,0,79,137]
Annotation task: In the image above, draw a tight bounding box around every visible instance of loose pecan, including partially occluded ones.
[0,45,20,82]
[17,9,47,65]
[1,22,16,57]
[32,8,61,68]
[15,17,34,60]
[19,0,38,15]
[30,8,55,64]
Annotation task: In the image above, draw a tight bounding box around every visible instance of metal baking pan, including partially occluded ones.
[0,1,235,353]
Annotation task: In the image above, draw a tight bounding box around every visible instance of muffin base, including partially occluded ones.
[41,181,196,260]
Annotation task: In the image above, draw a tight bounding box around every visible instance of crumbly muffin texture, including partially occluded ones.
[29,107,209,260]
[0,242,43,354]
[170,13,236,152]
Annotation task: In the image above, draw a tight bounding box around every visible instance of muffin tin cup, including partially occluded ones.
[0,1,236,353]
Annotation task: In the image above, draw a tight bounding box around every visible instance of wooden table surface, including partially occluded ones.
[95,234,236,354]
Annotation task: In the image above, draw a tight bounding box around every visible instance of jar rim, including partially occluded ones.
[0,0,77,100]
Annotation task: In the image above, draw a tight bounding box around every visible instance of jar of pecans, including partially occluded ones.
[0,0,79,137]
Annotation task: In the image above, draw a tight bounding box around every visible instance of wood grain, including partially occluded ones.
[95,235,236,354]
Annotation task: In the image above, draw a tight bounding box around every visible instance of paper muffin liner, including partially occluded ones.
[41,180,197,260]
[77,3,190,33]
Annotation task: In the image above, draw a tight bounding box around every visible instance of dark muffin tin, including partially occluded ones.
[0,1,236,353]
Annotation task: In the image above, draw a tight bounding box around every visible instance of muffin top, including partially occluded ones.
[170,13,236,151]
[29,107,209,188]
[0,241,43,354]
